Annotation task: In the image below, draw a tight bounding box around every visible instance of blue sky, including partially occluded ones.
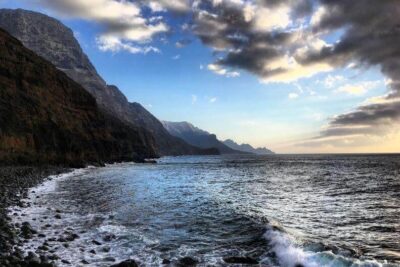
[2,0,399,153]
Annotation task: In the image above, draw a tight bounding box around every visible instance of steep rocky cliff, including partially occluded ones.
[0,28,157,166]
[0,8,213,156]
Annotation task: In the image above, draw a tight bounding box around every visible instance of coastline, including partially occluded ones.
[0,164,148,267]
[0,166,69,266]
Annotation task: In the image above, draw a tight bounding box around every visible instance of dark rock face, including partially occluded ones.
[0,8,216,156]
[162,121,244,154]
[0,28,157,165]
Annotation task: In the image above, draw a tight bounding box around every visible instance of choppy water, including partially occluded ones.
[10,154,400,266]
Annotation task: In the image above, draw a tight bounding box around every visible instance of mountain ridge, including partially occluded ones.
[162,121,247,154]
[0,27,157,166]
[0,8,215,156]
[223,139,274,155]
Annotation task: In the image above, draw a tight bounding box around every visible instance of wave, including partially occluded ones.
[263,226,398,267]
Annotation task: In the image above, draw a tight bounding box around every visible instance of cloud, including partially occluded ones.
[319,74,345,88]
[292,0,400,145]
[96,35,160,54]
[146,0,190,12]
[207,63,240,78]
[36,0,168,52]
[190,1,400,146]
[288,93,299,99]
[172,54,181,60]
[335,81,381,96]
[175,39,192,48]
[209,97,217,103]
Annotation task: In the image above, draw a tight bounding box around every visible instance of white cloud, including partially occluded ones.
[209,97,217,103]
[260,55,332,83]
[252,5,292,32]
[38,0,168,53]
[335,81,381,96]
[147,0,189,12]
[207,63,240,78]
[172,54,181,60]
[310,6,327,27]
[320,74,345,88]
[288,92,299,99]
[96,36,160,54]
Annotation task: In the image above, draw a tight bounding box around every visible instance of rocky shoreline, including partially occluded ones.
[0,166,68,266]
[0,166,147,267]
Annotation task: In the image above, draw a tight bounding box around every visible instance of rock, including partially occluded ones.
[103,234,116,242]
[38,245,49,251]
[92,240,102,245]
[65,233,79,241]
[162,259,171,264]
[178,257,198,266]
[81,259,89,264]
[20,222,37,239]
[25,251,40,264]
[54,214,61,219]
[89,249,96,254]
[111,259,139,267]
[223,256,258,264]
[48,254,59,261]
[61,259,71,264]
[101,246,111,252]
[40,255,49,263]
[57,237,67,242]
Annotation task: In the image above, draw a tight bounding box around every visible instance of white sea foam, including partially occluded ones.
[263,226,395,267]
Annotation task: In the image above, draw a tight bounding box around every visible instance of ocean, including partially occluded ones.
[10,154,400,266]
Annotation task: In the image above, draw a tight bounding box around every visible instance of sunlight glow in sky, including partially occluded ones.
[2,0,400,153]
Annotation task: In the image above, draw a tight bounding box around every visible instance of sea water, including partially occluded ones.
[9,154,400,266]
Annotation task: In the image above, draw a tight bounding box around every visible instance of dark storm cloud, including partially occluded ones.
[192,0,304,80]
[296,0,400,139]
[189,0,400,142]
[331,101,400,127]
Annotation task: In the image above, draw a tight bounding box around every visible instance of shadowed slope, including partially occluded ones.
[0,8,216,156]
[0,28,157,166]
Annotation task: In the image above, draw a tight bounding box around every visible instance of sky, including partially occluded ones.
[1,0,400,153]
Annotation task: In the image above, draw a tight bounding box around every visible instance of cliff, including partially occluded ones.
[0,8,214,156]
[0,28,157,166]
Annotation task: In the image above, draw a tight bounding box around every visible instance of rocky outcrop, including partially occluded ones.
[0,8,214,156]
[223,139,274,155]
[162,121,244,154]
[0,28,157,166]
